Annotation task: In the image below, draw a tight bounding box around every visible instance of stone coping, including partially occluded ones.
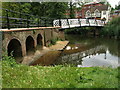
[0,27,60,32]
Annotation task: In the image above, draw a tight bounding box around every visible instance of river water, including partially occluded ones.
[31,34,120,68]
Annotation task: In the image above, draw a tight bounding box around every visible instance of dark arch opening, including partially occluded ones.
[26,36,35,52]
[7,39,22,57]
[37,34,43,46]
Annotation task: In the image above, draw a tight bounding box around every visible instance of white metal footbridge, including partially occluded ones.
[53,19,105,29]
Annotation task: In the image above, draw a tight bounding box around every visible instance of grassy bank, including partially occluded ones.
[2,56,119,88]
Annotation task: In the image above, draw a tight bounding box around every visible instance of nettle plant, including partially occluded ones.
[2,53,17,67]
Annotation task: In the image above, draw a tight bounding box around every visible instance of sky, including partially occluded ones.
[107,0,120,8]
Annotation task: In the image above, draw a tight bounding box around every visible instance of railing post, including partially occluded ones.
[39,18,41,27]
[59,19,61,27]
[27,15,29,28]
[38,18,40,27]
[6,9,10,29]
[19,2,21,28]
[44,19,47,27]
[49,18,52,27]
[51,18,54,27]
[95,19,98,26]
[103,21,105,25]
[67,18,70,28]
[87,19,90,26]
[78,18,81,27]
[19,12,22,28]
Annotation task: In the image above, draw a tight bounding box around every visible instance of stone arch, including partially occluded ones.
[37,34,43,46]
[7,39,22,57]
[26,35,35,52]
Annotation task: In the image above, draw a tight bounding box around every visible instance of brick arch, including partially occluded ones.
[36,33,43,46]
[26,35,35,52]
[6,37,22,52]
[7,38,23,57]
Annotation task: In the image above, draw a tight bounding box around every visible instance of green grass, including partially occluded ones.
[2,56,119,88]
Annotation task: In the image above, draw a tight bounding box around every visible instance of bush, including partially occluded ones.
[50,38,58,45]
[64,27,87,35]
[50,37,63,45]
[101,17,120,38]
[2,55,17,67]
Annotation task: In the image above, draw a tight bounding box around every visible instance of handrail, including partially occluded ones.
[1,8,57,29]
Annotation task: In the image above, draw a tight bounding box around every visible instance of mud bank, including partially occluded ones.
[21,41,69,65]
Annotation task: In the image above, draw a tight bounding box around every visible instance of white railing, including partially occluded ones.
[53,18,105,28]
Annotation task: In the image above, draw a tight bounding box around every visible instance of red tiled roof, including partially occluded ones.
[84,5,109,13]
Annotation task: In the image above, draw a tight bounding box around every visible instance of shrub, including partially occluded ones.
[2,55,17,67]
[50,37,63,45]
[101,17,120,38]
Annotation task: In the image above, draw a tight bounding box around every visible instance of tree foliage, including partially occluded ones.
[101,17,120,38]
[2,2,68,19]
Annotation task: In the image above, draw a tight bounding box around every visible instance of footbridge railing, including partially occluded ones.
[53,18,105,29]
[0,8,56,29]
[1,8,105,30]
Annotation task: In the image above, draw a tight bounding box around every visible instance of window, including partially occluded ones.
[103,11,106,15]
[94,9,100,17]
[86,10,91,18]
[79,13,82,16]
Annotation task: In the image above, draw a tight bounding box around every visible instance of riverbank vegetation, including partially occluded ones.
[48,37,64,47]
[64,27,99,37]
[2,55,119,88]
[100,17,120,39]
[65,17,120,39]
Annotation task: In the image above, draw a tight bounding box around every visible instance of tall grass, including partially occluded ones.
[2,55,119,88]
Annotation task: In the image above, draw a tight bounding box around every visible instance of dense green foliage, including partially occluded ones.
[2,56,119,88]
[64,27,96,36]
[101,17,120,38]
[65,27,85,34]
[2,2,69,28]
[2,2,68,19]
[48,37,64,46]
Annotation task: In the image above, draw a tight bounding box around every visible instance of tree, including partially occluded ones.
[1,2,69,28]
[102,17,120,38]
[115,5,120,10]
[47,2,68,19]
[2,2,68,18]
[69,2,76,18]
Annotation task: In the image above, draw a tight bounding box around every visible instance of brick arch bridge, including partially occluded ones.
[2,27,64,58]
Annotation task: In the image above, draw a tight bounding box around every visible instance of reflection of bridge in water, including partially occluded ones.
[56,45,107,65]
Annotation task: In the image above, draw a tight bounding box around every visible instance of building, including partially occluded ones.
[65,1,111,23]
[80,1,111,22]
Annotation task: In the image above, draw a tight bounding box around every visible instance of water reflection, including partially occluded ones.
[54,35,120,68]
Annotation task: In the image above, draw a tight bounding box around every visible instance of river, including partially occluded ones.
[31,34,120,68]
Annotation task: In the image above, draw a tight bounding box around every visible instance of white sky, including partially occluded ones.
[107,0,120,8]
